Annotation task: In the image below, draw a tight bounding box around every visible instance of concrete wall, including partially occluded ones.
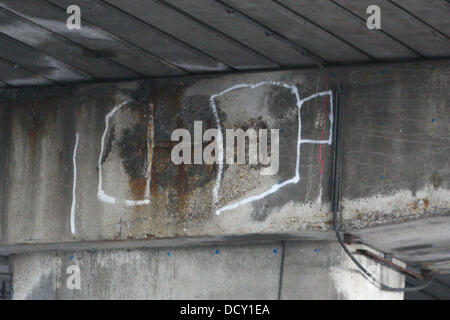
[0,60,449,272]
[9,241,404,300]
[340,62,450,228]
[0,71,337,244]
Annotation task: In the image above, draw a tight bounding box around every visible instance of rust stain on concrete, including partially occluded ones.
[423,198,430,210]
[128,177,147,200]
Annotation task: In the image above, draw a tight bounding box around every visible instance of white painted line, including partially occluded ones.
[124,199,151,206]
[70,132,79,235]
[144,103,154,199]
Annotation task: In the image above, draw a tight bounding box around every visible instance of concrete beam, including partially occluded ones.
[0,60,448,272]
[9,241,404,300]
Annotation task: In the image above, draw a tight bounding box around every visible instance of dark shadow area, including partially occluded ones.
[404,274,450,300]
[0,256,11,300]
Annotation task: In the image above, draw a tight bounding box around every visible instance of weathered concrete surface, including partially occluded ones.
[281,241,404,300]
[0,232,336,256]
[0,60,449,274]
[0,65,337,244]
[9,241,403,300]
[340,62,450,228]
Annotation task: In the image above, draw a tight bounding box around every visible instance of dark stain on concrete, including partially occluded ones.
[128,177,147,201]
[118,124,147,180]
[267,86,300,182]
[23,98,57,150]
[394,244,433,252]
[252,202,271,222]
[149,147,171,195]
[117,80,220,219]
[0,86,77,237]
[250,86,322,222]
[430,172,442,189]
[27,102,44,149]
[229,117,269,167]
[0,99,13,241]
[130,80,185,142]
[82,48,117,59]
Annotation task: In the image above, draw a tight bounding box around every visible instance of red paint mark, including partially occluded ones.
[318,76,329,175]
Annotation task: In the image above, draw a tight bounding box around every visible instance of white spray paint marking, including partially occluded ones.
[124,199,151,206]
[70,133,79,235]
[210,82,333,215]
[317,185,323,207]
[97,100,152,206]
[144,103,154,199]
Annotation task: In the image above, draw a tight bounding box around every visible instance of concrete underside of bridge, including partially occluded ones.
[0,59,449,299]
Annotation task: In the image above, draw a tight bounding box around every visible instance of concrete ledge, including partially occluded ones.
[9,241,404,300]
[0,231,336,256]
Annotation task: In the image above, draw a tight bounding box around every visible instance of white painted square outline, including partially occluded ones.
[209,82,333,215]
[97,99,152,207]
